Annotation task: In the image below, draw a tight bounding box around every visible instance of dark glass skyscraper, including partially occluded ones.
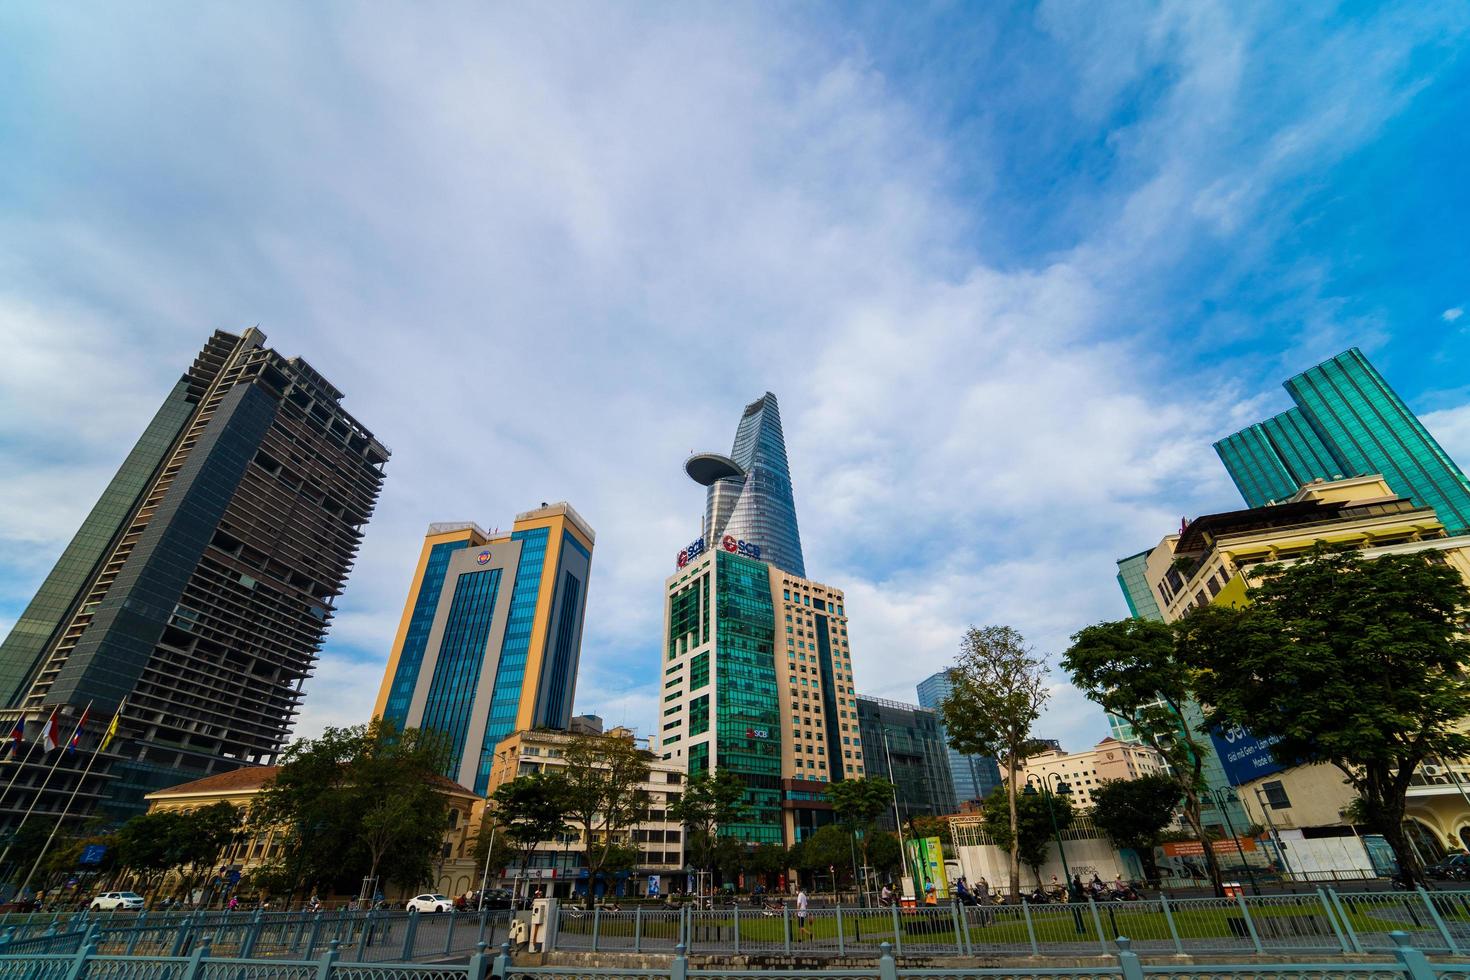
[915,670,1001,805]
[0,328,388,826]
[685,392,806,577]
[1215,349,1470,533]
[855,696,956,830]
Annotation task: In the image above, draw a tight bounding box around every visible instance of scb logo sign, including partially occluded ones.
[722,535,761,559]
[676,536,707,568]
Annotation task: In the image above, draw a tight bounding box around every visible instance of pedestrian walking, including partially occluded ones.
[796,887,810,941]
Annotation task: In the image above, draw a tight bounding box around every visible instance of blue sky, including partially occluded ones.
[2,2,1468,754]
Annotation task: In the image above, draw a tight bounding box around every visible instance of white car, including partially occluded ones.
[406,894,453,913]
[91,891,145,911]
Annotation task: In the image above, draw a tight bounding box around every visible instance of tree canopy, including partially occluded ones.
[1062,616,1226,893]
[1184,546,1470,884]
[668,770,748,877]
[825,776,893,893]
[559,734,654,907]
[940,625,1049,900]
[491,771,572,887]
[1088,774,1179,883]
[979,784,1073,886]
[248,720,452,900]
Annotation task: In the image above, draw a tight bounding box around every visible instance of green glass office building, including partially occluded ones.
[663,549,785,843]
[1215,349,1470,532]
[665,392,866,848]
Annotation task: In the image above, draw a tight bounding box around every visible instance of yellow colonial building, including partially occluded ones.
[1133,474,1470,865]
[144,765,483,901]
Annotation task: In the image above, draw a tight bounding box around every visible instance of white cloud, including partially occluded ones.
[1422,405,1470,470]
[1444,308,1465,323]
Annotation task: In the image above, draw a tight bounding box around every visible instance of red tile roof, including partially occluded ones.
[146,764,480,800]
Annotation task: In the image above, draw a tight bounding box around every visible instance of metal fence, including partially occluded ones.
[0,906,512,963]
[11,890,1470,965]
[2,932,1467,980]
[548,888,1470,958]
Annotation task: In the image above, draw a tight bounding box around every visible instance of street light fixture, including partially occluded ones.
[1023,773,1073,884]
[476,748,513,912]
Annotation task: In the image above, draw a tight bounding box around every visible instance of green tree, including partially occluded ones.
[980,785,1073,887]
[1062,617,1227,895]
[825,777,893,894]
[907,814,947,842]
[602,840,642,877]
[491,771,572,895]
[747,842,789,887]
[939,626,1050,901]
[668,770,748,879]
[171,803,242,900]
[1184,547,1470,885]
[41,831,118,885]
[866,831,902,882]
[560,733,654,908]
[249,720,452,900]
[469,810,519,876]
[796,824,853,888]
[712,836,748,881]
[361,796,421,894]
[112,810,183,896]
[1089,775,1179,883]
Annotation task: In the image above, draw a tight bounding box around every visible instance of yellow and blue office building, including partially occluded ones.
[373,503,595,794]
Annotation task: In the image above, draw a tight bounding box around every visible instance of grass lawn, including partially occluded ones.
[555,901,1417,951]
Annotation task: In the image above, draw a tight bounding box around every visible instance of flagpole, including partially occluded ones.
[0,716,43,813]
[20,701,109,897]
[0,707,90,887]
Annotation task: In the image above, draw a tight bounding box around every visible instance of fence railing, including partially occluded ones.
[2,933,1466,980]
[11,890,1470,963]
[0,905,512,962]
[548,888,1470,957]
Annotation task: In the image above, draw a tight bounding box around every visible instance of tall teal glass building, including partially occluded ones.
[1215,349,1470,533]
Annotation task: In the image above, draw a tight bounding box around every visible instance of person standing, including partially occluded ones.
[796,887,810,941]
[1067,875,1086,934]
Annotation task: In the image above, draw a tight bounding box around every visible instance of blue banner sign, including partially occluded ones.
[1210,723,1288,786]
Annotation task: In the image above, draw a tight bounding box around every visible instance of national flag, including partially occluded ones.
[4,714,23,758]
[41,710,60,753]
[99,704,123,753]
[68,707,90,754]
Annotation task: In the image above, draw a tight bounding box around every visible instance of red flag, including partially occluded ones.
[41,710,60,753]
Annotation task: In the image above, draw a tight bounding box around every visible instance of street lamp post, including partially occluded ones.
[1023,773,1073,884]
[1208,787,1261,896]
[880,728,914,896]
[477,749,512,912]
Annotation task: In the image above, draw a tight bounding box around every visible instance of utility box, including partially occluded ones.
[529,897,557,952]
